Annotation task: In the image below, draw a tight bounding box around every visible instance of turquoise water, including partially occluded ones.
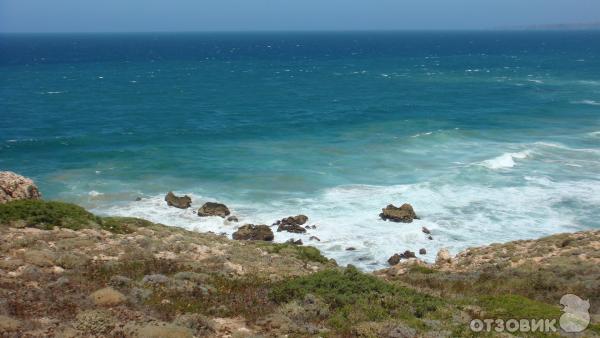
[1,32,599,269]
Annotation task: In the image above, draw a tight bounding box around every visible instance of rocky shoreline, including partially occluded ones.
[1,172,599,337]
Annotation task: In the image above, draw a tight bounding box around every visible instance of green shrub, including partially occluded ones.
[0,200,100,230]
[0,200,157,234]
[271,266,443,333]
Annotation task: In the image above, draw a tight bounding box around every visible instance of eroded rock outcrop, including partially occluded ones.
[379,203,418,223]
[165,192,192,209]
[0,171,41,204]
[232,224,274,241]
[198,202,230,218]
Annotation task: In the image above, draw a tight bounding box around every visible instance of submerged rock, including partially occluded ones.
[422,226,431,234]
[226,215,239,222]
[275,215,309,233]
[165,192,192,209]
[198,202,230,218]
[0,171,41,204]
[232,224,274,241]
[419,248,427,255]
[379,203,418,223]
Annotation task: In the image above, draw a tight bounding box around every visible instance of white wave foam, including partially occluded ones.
[92,174,600,271]
[578,80,600,86]
[411,131,433,138]
[88,190,103,197]
[480,150,531,170]
[572,100,600,106]
[534,142,600,154]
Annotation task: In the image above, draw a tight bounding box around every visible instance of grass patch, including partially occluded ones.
[0,200,101,230]
[83,258,181,283]
[258,242,330,264]
[408,265,436,274]
[146,274,276,322]
[478,294,561,320]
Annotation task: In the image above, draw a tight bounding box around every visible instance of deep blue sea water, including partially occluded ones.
[1,31,599,269]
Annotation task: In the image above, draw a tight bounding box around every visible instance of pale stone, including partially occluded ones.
[89,287,126,306]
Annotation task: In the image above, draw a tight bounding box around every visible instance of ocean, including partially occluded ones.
[1,31,599,269]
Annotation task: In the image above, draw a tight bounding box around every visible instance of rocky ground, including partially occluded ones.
[0,172,599,337]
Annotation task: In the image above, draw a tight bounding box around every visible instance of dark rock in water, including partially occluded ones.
[227,216,239,222]
[198,202,230,218]
[311,225,317,229]
[419,248,427,255]
[135,197,143,202]
[309,236,321,242]
[388,254,401,266]
[275,215,309,233]
[278,224,307,233]
[422,226,431,234]
[380,203,418,223]
[389,250,417,265]
[232,224,274,241]
[427,235,433,241]
[400,250,416,259]
[285,238,303,245]
[345,247,357,251]
[165,192,192,209]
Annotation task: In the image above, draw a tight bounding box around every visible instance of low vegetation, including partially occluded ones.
[0,200,598,337]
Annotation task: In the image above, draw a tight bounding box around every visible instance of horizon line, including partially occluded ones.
[2,27,600,35]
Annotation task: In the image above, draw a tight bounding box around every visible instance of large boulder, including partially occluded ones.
[198,202,230,218]
[275,215,309,233]
[0,171,41,204]
[232,224,274,241]
[165,192,192,209]
[379,203,418,223]
[435,248,452,266]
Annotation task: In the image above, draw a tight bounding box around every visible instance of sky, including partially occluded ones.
[0,0,599,33]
